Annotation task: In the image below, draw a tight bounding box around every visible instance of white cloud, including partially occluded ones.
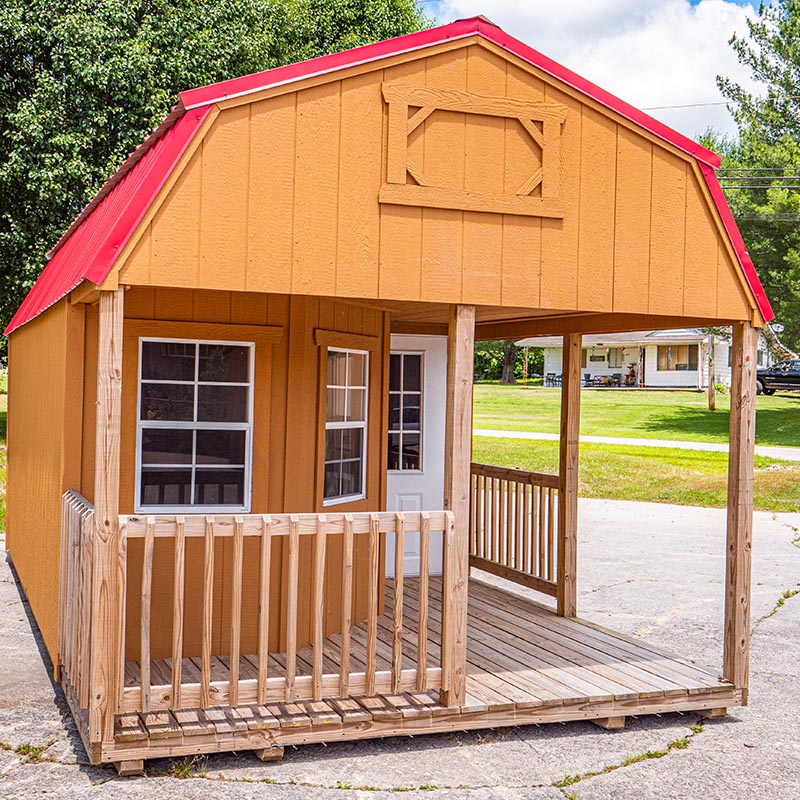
[434,0,761,138]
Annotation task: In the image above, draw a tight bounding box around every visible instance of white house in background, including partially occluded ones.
[517,328,787,389]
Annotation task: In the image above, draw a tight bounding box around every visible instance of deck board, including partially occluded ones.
[123,575,726,704]
[108,574,733,761]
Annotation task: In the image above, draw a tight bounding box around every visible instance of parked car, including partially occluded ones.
[756,359,800,395]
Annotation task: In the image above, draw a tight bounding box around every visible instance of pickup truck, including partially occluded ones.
[756,359,800,395]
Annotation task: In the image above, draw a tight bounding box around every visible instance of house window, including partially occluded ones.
[136,339,253,512]
[388,353,422,471]
[757,350,764,366]
[657,344,699,371]
[324,349,368,504]
[608,347,624,369]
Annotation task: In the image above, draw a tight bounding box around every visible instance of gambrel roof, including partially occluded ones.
[5,16,772,335]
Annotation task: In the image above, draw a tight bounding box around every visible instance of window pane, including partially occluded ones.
[402,433,421,470]
[327,387,346,423]
[141,428,193,464]
[340,427,363,460]
[196,430,246,465]
[402,399,420,431]
[389,354,401,391]
[140,383,194,421]
[198,344,249,383]
[325,428,342,461]
[141,341,195,381]
[324,461,341,500]
[348,352,367,387]
[328,350,347,386]
[403,355,421,392]
[197,385,249,422]
[388,433,401,470]
[388,394,401,431]
[194,469,245,506]
[346,388,366,422]
[140,468,192,507]
[340,458,363,496]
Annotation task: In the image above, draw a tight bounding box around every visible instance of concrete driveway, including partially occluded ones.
[1,499,798,799]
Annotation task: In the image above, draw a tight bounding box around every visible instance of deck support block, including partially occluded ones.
[114,759,144,776]
[557,332,581,617]
[591,716,625,730]
[255,745,285,762]
[723,321,756,705]
[698,707,728,720]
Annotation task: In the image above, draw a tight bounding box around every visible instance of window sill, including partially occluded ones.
[323,493,367,507]
[134,504,251,515]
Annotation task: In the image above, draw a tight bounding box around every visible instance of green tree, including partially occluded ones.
[716,0,800,350]
[474,340,543,384]
[0,0,429,354]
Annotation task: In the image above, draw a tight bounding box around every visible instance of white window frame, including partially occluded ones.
[388,350,424,474]
[323,347,369,507]
[607,347,624,369]
[135,337,255,514]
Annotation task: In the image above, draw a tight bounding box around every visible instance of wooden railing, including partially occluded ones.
[469,463,559,597]
[58,491,96,710]
[118,510,455,714]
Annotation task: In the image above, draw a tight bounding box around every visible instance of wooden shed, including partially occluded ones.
[5,17,770,775]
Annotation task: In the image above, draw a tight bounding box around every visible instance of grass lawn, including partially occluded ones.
[473,437,800,513]
[473,384,800,448]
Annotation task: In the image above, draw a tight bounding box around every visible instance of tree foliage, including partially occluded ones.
[716,0,800,350]
[0,0,429,351]
[474,341,544,384]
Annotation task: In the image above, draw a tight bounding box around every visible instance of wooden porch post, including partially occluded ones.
[89,288,125,745]
[557,333,582,617]
[723,321,757,704]
[440,304,475,708]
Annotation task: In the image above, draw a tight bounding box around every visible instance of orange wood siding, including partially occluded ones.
[117,41,757,323]
[6,299,85,664]
[119,288,388,661]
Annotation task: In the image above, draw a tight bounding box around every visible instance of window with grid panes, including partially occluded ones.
[136,339,253,511]
[388,352,422,471]
[324,349,368,503]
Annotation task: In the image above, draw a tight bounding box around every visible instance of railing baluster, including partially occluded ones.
[115,515,126,717]
[539,486,547,578]
[140,516,155,713]
[229,515,244,707]
[506,478,514,567]
[515,481,523,570]
[171,516,185,710]
[201,516,215,708]
[339,514,354,698]
[285,515,300,701]
[417,512,430,692]
[522,482,531,574]
[482,475,490,560]
[548,488,556,581]
[366,513,380,696]
[312,515,327,701]
[392,512,405,693]
[257,515,272,705]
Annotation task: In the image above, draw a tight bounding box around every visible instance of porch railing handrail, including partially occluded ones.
[469,462,559,598]
[117,509,455,715]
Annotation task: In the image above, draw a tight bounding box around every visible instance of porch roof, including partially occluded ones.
[5,16,772,336]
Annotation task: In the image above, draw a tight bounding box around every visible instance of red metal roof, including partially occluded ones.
[6,16,772,334]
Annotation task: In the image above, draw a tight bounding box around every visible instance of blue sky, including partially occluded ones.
[422,1,765,138]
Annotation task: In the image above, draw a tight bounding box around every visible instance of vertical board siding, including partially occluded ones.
[6,300,80,664]
[420,49,468,302]
[576,107,616,311]
[613,128,652,313]
[648,150,687,316]
[116,42,754,322]
[119,288,387,663]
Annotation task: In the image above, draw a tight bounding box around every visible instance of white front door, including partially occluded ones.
[385,335,447,577]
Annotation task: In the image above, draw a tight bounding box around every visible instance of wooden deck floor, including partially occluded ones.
[100,575,738,764]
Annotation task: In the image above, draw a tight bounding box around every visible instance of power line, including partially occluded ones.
[641,101,729,110]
